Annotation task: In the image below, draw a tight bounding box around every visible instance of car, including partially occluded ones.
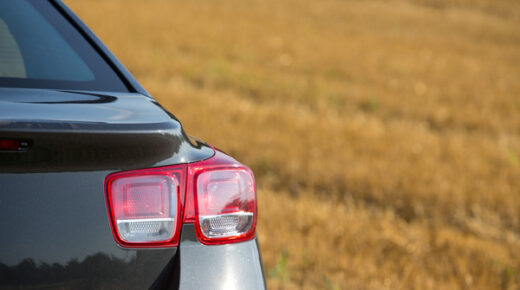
[0,0,266,289]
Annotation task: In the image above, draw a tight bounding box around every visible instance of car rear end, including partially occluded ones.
[0,1,265,289]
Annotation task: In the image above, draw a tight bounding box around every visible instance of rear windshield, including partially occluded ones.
[0,0,129,92]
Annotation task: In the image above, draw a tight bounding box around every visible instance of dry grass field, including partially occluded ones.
[67,0,520,288]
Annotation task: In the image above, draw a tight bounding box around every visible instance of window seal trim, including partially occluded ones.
[49,0,152,98]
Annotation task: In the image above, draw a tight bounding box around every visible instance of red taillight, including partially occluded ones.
[105,166,185,248]
[105,150,257,247]
[194,168,256,244]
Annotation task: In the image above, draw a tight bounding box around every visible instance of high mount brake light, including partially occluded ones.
[105,150,257,247]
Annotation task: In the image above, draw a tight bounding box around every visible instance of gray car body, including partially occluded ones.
[0,0,266,289]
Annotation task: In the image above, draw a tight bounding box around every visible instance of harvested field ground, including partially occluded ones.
[68,0,520,288]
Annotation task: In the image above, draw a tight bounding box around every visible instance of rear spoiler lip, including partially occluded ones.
[0,119,178,133]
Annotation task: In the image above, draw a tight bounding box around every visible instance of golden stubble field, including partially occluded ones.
[67,0,520,288]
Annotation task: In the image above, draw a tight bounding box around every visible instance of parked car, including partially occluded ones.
[0,0,265,289]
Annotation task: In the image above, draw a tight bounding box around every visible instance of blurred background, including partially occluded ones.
[67,0,520,289]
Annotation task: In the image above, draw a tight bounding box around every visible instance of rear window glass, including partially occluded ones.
[0,0,129,92]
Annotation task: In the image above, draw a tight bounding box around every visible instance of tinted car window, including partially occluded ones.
[0,0,129,92]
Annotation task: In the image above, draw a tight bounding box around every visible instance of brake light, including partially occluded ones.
[0,139,30,151]
[105,166,185,248]
[105,150,257,247]
[0,140,19,150]
[194,168,256,244]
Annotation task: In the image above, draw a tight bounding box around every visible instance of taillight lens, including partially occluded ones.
[195,169,256,243]
[105,167,185,248]
[105,149,257,247]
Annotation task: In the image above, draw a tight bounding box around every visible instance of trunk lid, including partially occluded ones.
[0,87,213,172]
[0,88,213,289]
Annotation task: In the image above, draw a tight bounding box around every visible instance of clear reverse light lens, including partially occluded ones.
[199,212,253,238]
